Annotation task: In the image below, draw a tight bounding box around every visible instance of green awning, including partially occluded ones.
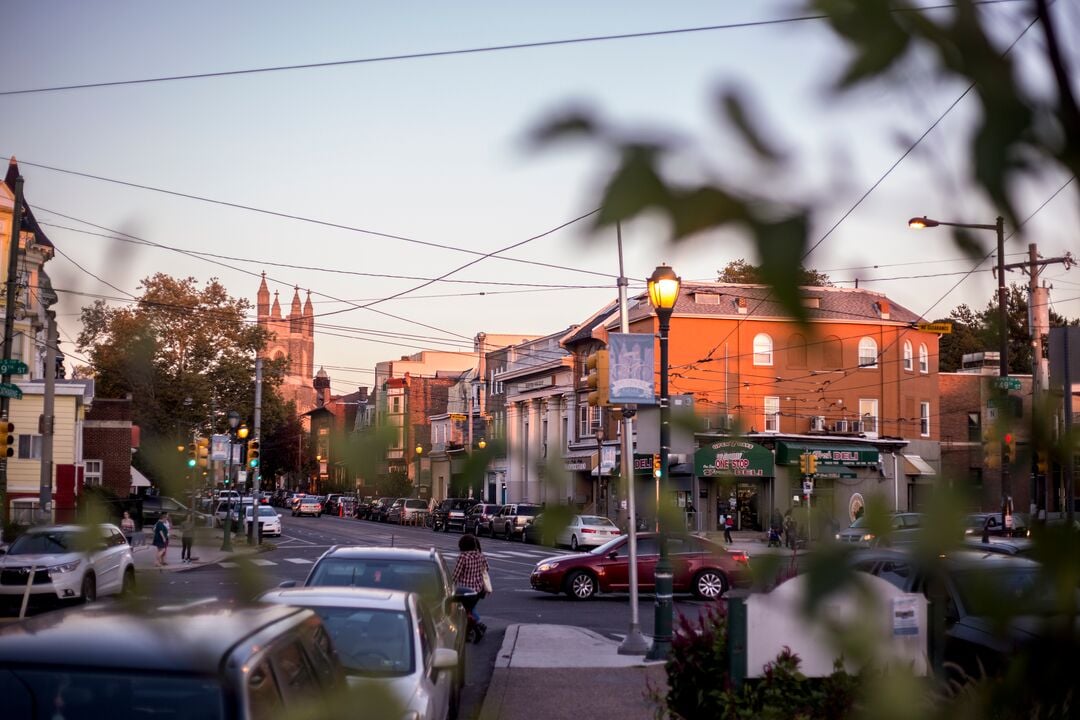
[695,440,773,478]
[776,442,880,467]
[812,464,857,479]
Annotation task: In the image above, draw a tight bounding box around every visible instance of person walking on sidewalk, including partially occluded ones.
[152,512,170,567]
[451,533,490,642]
[180,512,197,564]
[120,511,136,545]
[723,514,734,544]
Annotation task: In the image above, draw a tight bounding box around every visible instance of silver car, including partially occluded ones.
[0,524,135,608]
[835,513,924,547]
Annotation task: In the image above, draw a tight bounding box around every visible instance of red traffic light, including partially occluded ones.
[1003,433,1013,444]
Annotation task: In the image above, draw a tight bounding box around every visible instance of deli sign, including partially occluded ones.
[694,441,773,478]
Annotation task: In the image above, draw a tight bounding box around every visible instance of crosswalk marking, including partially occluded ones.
[218,562,238,568]
[249,558,277,566]
[500,550,551,558]
[284,558,313,564]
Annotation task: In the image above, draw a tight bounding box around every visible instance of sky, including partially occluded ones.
[1,0,1078,396]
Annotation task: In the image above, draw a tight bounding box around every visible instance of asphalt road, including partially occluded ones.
[140,513,716,719]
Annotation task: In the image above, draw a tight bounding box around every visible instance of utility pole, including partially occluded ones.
[1001,245,1074,516]
[0,174,23,528]
[249,358,263,545]
[38,311,57,522]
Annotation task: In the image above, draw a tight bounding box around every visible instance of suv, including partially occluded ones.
[290,546,472,711]
[492,503,543,540]
[369,497,396,523]
[464,503,502,536]
[432,498,478,533]
[0,601,346,717]
[835,512,924,547]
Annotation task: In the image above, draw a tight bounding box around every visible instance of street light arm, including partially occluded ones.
[908,216,998,231]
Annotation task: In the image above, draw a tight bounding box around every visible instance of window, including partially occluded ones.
[752,333,773,366]
[17,434,42,460]
[787,333,807,369]
[577,400,602,439]
[390,396,401,413]
[858,337,878,368]
[920,402,930,437]
[903,341,913,371]
[919,344,929,373]
[822,335,843,368]
[859,399,879,435]
[967,412,981,442]
[84,460,103,487]
[764,396,780,432]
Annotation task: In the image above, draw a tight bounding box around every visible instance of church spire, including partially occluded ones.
[257,271,270,319]
[303,290,314,334]
[270,290,282,319]
[290,286,302,318]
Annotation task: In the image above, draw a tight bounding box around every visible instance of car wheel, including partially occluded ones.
[693,569,728,600]
[121,567,136,596]
[565,570,597,600]
[570,534,579,551]
[81,573,97,604]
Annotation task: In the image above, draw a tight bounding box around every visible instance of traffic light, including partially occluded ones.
[187,442,197,468]
[0,421,13,458]
[807,454,818,475]
[585,349,610,407]
[197,437,210,469]
[1036,450,1048,474]
[247,439,260,468]
[982,428,1000,469]
[799,453,808,475]
[1002,433,1015,466]
[652,453,661,478]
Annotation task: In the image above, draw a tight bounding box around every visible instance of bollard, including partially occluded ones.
[726,590,749,692]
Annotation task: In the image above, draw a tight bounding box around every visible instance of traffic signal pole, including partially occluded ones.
[0,175,23,529]
[249,358,263,545]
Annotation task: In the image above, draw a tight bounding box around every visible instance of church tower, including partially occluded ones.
[256,274,316,412]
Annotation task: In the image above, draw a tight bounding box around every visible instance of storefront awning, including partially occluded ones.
[776,442,880,467]
[130,467,151,488]
[903,454,936,476]
[812,464,857,479]
[694,440,773,478]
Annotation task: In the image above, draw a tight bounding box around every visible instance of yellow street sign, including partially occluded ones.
[917,322,952,334]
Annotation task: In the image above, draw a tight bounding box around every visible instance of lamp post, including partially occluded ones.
[646,263,680,661]
[415,444,424,499]
[475,438,487,501]
[595,428,605,518]
[909,215,1011,503]
[221,410,241,552]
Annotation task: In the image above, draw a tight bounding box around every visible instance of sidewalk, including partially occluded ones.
[130,527,259,573]
[479,625,667,720]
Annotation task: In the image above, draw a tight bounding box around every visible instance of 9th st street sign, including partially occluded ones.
[0,358,28,376]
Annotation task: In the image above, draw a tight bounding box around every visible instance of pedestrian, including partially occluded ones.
[451,533,490,642]
[783,510,795,549]
[152,512,170,567]
[120,511,136,545]
[723,514,734,544]
[181,512,196,564]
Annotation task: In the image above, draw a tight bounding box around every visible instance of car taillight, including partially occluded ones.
[581,528,596,533]
[731,551,750,565]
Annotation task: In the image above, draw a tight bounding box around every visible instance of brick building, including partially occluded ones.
[82,397,136,498]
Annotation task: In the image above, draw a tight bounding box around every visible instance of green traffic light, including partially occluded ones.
[187,459,196,467]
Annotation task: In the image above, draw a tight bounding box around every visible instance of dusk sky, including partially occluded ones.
[2,1,1077,395]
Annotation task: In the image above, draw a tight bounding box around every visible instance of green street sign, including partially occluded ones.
[992,377,1022,391]
[0,382,23,400]
[0,359,28,376]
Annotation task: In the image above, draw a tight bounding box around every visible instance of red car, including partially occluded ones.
[529,533,750,600]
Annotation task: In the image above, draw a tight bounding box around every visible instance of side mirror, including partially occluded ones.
[432,647,458,671]
[608,551,618,560]
[278,580,297,588]
[0,547,7,555]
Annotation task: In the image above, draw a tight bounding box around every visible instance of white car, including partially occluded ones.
[0,524,135,606]
[244,505,283,537]
[557,515,621,551]
[259,586,458,720]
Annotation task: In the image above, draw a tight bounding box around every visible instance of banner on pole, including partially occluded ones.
[608,333,655,405]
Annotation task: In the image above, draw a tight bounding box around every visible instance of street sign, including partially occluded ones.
[992,377,1022,391]
[0,359,29,375]
[917,322,952,334]
[0,383,23,400]
[802,480,814,495]
[210,434,229,461]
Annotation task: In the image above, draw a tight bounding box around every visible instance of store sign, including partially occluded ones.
[694,441,773,478]
[564,454,593,472]
[777,442,879,467]
[518,377,554,392]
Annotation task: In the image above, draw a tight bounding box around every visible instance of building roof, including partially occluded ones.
[560,300,619,347]
[4,157,54,249]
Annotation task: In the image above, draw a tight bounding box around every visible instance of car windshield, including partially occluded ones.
[304,496,320,502]
[247,506,277,518]
[11,670,225,719]
[446,500,471,510]
[311,607,414,677]
[589,536,626,555]
[580,516,616,527]
[405,500,427,509]
[7,531,80,555]
[848,517,869,529]
[517,506,540,517]
[308,559,443,602]
[952,567,1061,616]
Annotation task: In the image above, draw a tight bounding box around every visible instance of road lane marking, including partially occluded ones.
[249,559,277,566]
[218,562,238,568]
[284,558,314,564]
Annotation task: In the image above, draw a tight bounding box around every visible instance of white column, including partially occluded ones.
[507,402,524,503]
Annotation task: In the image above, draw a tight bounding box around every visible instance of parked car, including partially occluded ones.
[323,494,344,515]
[530,533,751,601]
[244,505,283,537]
[961,536,1036,557]
[388,498,430,524]
[522,513,546,545]
[432,498,478,533]
[0,524,135,612]
[369,497,396,523]
[139,495,192,528]
[556,515,621,551]
[288,546,472,711]
[464,503,502,536]
[492,503,542,540]
[835,512,924,547]
[963,512,1030,538]
[259,586,459,720]
[292,496,323,517]
[354,496,375,519]
[0,600,347,717]
[213,499,244,527]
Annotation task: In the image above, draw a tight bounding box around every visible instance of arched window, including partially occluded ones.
[753,333,773,366]
[903,341,913,371]
[858,337,878,368]
[919,344,929,373]
[787,333,807,369]
[822,335,843,369]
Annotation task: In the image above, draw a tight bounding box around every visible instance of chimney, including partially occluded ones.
[736,297,748,315]
[877,300,890,320]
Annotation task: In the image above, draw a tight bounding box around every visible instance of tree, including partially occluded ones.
[934,304,984,372]
[718,259,833,286]
[77,274,289,488]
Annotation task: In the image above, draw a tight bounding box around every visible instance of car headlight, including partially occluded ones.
[538,562,559,572]
[861,533,876,542]
[834,533,840,540]
[47,560,82,574]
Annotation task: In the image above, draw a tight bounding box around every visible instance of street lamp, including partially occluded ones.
[415,444,424,499]
[221,410,241,552]
[595,428,605,518]
[646,263,680,661]
[909,215,1010,501]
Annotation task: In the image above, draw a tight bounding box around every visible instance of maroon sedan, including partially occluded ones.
[530,533,750,600]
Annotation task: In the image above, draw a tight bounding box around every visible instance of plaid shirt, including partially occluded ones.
[451,550,489,592]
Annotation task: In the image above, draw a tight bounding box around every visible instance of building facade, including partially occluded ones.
[256,273,317,412]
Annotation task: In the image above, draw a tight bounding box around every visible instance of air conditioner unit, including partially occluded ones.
[810,416,826,432]
[850,421,862,433]
[834,419,849,433]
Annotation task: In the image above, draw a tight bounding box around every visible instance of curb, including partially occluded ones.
[493,623,520,669]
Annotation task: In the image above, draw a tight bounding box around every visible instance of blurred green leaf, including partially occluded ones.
[751,213,811,327]
[811,0,913,88]
[531,107,601,145]
[594,143,670,227]
[717,86,785,163]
